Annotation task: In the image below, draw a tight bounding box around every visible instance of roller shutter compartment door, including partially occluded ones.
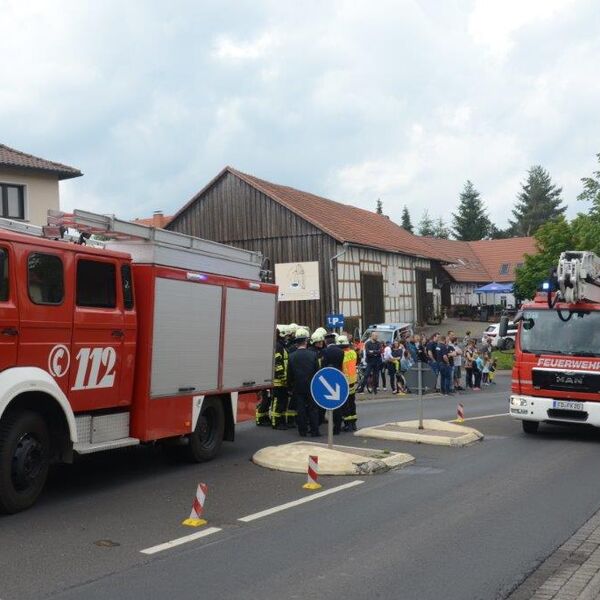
[222,288,276,390]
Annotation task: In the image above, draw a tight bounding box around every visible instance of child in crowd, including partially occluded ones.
[481,356,490,385]
[489,358,497,384]
[397,349,413,395]
[472,351,483,390]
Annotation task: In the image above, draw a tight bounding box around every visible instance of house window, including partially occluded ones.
[499,263,510,275]
[516,262,524,270]
[0,184,25,220]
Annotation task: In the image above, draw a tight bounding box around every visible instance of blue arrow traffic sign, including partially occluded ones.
[310,367,349,411]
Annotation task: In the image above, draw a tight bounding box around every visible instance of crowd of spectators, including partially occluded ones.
[357,328,497,396]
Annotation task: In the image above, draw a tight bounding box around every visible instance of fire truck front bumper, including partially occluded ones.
[510,394,600,426]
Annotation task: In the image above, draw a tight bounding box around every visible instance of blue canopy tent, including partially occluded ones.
[474,282,514,318]
[473,282,514,294]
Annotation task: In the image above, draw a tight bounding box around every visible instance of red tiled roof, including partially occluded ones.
[0,143,82,180]
[425,236,537,282]
[173,166,447,261]
[132,213,173,228]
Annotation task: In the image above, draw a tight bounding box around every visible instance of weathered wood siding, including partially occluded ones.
[168,171,338,327]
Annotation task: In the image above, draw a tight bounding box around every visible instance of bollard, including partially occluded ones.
[457,403,465,423]
[182,482,209,527]
[302,455,322,490]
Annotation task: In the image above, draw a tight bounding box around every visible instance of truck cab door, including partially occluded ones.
[0,244,18,370]
[68,256,126,412]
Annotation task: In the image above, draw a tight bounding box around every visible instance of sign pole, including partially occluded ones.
[418,360,424,430]
[327,410,333,449]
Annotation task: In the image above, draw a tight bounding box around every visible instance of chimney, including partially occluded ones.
[153,210,164,227]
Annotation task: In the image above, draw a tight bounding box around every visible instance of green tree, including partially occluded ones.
[376,198,383,215]
[451,180,491,240]
[513,213,600,301]
[577,152,600,216]
[433,217,450,239]
[401,206,414,233]
[489,224,513,239]
[418,210,435,236]
[509,166,566,236]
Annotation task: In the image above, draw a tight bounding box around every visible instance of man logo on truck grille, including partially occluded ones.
[48,345,71,378]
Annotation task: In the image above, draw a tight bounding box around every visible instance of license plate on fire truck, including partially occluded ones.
[552,400,584,411]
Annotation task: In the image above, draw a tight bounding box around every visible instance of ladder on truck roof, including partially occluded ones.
[46,209,266,281]
[556,251,600,304]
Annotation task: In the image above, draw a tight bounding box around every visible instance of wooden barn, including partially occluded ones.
[167,167,447,334]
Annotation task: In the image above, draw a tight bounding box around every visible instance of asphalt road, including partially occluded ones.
[3,374,600,600]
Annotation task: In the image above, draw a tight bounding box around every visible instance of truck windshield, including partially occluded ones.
[520,309,600,357]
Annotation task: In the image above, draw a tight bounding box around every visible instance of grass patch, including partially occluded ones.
[492,349,514,370]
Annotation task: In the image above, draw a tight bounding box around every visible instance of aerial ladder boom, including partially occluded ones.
[556,251,600,304]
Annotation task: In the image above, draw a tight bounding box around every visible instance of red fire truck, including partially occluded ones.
[0,210,277,513]
[505,251,600,434]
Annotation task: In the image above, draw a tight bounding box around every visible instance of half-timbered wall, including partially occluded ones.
[336,246,431,332]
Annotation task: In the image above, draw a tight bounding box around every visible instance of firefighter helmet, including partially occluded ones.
[310,331,325,343]
[337,335,349,346]
[314,327,327,337]
[295,327,310,340]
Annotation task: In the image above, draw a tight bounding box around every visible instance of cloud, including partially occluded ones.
[212,32,276,62]
[0,0,599,234]
[468,0,578,60]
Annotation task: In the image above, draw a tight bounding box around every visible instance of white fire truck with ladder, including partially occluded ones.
[506,251,600,433]
[0,210,277,513]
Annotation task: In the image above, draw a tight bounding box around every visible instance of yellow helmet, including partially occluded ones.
[310,331,325,343]
[295,327,310,340]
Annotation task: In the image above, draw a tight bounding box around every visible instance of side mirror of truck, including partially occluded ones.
[498,315,509,338]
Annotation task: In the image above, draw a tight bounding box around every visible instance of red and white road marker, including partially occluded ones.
[302,455,322,490]
[182,483,208,527]
[457,403,465,423]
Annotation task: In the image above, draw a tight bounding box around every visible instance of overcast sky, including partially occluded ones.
[1,0,598,230]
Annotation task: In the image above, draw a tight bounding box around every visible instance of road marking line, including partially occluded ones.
[452,412,509,422]
[140,526,222,555]
[238,480,365,523]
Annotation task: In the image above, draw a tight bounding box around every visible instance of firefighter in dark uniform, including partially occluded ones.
[256,329,288,428]
[321,331,344,435]
[309,330,326,425]
[287,328,320,437]
[338,335,359,431]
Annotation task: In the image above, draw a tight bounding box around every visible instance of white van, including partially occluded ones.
[482,322,517,349]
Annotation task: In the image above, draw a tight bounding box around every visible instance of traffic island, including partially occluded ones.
[252,441,415,475]
[354,419,483,447]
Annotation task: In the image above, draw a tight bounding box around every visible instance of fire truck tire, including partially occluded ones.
[522,420,539,434]
[0,410,50,514]
[184,398,225,463]
[503,338,515,350]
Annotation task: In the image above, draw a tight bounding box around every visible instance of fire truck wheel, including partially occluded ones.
[503,338,515,351]
[186,398,225,462]
[0,410,50,514]
[522,420,539,434]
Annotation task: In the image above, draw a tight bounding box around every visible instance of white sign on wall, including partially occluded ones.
[275,261,320,301]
